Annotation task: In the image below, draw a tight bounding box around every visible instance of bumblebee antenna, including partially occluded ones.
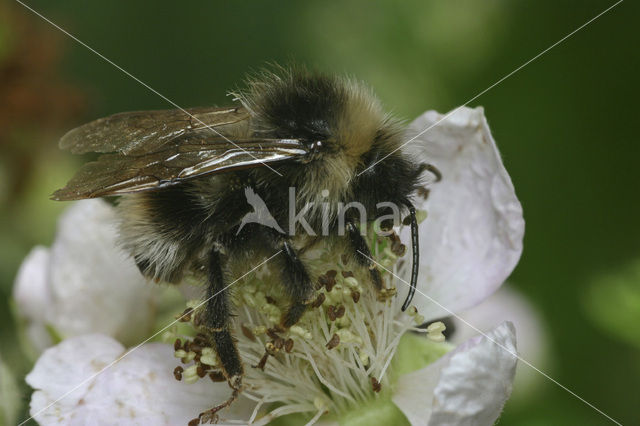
[402,201,419,311]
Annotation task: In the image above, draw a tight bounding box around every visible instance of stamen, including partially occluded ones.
[426,321,447,342]
[172,232,448,424]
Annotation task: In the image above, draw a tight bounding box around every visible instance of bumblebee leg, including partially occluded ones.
[195,248,243,425]
[346,221,383,291]
[280,240,314,328]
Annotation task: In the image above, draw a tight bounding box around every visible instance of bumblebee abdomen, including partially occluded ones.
[116,185,214,283]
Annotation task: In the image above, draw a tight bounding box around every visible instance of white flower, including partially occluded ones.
[392,322,516,426]
[398,107,524,320]
[13,199,158,353]
[26,334,256,426]
[448,286,550,400]
[23,106,524,426]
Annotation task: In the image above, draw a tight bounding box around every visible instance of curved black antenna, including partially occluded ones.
[402,201,419,311]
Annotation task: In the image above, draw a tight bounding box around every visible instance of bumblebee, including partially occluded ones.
[53,67,434,422]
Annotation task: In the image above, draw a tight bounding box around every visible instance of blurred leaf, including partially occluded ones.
[584,259,640,349]
[0,353,20,426]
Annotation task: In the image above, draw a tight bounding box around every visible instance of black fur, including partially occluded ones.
[280,240,314,327]
[242,69,346,145]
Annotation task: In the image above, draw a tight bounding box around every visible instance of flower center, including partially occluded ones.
[169,231,446,425]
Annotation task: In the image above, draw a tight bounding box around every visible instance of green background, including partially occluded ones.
[1,1,638,424]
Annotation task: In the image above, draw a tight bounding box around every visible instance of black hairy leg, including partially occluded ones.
[346,221,383,291]
[196,247,243,425]
[280,240,315,328]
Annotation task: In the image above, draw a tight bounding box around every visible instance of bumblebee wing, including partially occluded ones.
[59,106,250,155]
[52,134,310,200]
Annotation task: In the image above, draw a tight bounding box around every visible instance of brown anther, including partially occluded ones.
[265,295,277,304]
[311,293,326,308]
[318,274,329,287]
[335,305,346,319]
[284,338,294,353]
[273,337,285,350]
[371,377,382,393]
[380,218,394,232]
[388,232,407,256]
[183,341,191,352]
[173,338,182,351]
[319,274,336,292]
[173,366,184,381]
[326,278,336,292]
[190,344,202,353]
[340,254,349,265]
[341,270,354,278]
[253,352,269,370]
[326,270,338,279]
[196,365,207,378]
[351,291,361,303]
[209,371,226,382]
[188,417,200,426]
[241,324,256,341]
[327,305,337,321]
[325,276,336,292]
[417,186,430,200]
[326,333,340,350]
[178,307,193,322]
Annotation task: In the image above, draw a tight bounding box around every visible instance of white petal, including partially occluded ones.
[13,246,51,322]
[27,334,256,425]
[26,333,125,415]
[393,322,517,426]
[12,246,54,351]
[47,199,158,346]
[449,286,549,397]
[398,107,524,320]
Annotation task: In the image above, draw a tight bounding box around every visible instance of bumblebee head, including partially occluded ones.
[236,67,419,202]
